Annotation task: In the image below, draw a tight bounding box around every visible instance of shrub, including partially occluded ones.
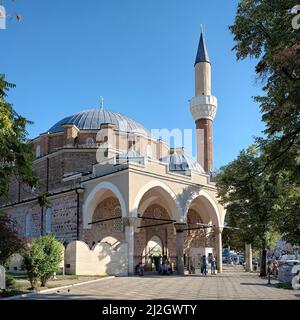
[5,274,16,288]
[22,235,63,289]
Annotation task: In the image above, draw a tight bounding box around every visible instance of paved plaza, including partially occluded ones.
[16,266,300,300]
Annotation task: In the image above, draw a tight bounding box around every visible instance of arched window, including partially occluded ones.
[36,145,41,158]
[45,208,52,234]
[86,137,94,145]
[25,213,31,237]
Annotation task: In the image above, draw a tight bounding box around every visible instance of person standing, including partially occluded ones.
[200,255,207,276]
[211,254,216,275]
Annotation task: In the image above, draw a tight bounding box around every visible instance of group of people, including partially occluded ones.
[158,260,173,275]
[135,253,217,276]
[135,255,173,276]
[200,253,217,276]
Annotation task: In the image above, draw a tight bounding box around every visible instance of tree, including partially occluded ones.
[22,235,63,289]
[229,0,300,246]
[216,146,281,276]
[271,170,300,245]
[0,211,24,265]
[36,192,51,236]
[0,74,37,198]
[230,0,300,180]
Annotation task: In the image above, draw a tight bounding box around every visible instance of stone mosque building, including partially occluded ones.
[2,30,226,276]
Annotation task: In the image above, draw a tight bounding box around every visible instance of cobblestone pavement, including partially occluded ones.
[18,265,300,300]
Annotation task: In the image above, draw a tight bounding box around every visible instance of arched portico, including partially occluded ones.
[132,180,182,222]
[183,189,221,227]
[82,181,127,229]
[184,189,223,273]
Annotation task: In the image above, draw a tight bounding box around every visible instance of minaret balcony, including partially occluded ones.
[189,95,218,121]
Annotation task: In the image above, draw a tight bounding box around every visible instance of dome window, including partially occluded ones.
[86,137,94,145]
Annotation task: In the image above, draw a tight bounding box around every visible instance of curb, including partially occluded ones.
[2,276,115,300]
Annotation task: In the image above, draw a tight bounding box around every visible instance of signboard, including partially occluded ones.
[0,265,5,290]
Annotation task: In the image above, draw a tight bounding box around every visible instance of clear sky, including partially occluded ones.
[0,0,265,169]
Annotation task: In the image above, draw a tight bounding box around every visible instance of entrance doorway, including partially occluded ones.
[143,236,163,272]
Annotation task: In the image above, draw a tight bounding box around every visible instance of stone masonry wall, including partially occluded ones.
[4,192,79,244]
[82,197,125,247]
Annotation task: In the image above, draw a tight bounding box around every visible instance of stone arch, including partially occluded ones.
[132,180,182,221]
[184,189,221,227]
[83,181,127,229]
[99,236,120,248]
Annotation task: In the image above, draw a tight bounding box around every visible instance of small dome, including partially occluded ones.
[48,109,151,136]
[160,154,204,173]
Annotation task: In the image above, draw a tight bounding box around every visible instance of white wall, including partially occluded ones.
[65,240,128,276]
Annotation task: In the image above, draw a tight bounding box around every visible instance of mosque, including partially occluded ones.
[2,30,226,276]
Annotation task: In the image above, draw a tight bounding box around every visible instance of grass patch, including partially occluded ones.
[6,272,28,280]
[0,274,106,298]
[276,282,293,290]
[0,281,32,298]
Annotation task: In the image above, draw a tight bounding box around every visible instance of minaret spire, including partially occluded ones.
[195,26,210,65]
[189,27,217,173]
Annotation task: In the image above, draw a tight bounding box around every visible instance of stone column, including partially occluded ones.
[245,243,253,272]
[214,228,223,273]
[174,223,186,275]
[124,218,137,276]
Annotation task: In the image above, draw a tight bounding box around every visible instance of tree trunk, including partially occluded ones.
[260,248,267,277]
[40,207,44,236]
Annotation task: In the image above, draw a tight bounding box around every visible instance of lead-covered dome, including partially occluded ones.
[48,109,151,136]
[160,154,205,174]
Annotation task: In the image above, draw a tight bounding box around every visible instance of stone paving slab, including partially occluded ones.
[16,265,300,300]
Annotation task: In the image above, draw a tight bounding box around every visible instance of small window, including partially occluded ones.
[36,145,41,158]
[45,208,52,234]
[25,213,31,236]
[86,137,94,145]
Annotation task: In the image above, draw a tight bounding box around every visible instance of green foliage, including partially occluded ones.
[36,192,51,236]
[216,146,282,276]
[0,74,38,198]
[229,0,300,246]
[0,211,24,265]
[5,274,16,288]
[22,235,63,289]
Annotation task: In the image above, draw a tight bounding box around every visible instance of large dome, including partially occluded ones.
[48,109,151,136]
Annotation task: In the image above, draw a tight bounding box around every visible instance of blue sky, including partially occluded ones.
[0,0,265,169]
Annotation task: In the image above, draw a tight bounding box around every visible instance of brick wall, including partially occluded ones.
[4,192,79,244]
[82,197,125,247]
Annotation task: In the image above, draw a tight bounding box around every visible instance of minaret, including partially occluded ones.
[190,28,217,173]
